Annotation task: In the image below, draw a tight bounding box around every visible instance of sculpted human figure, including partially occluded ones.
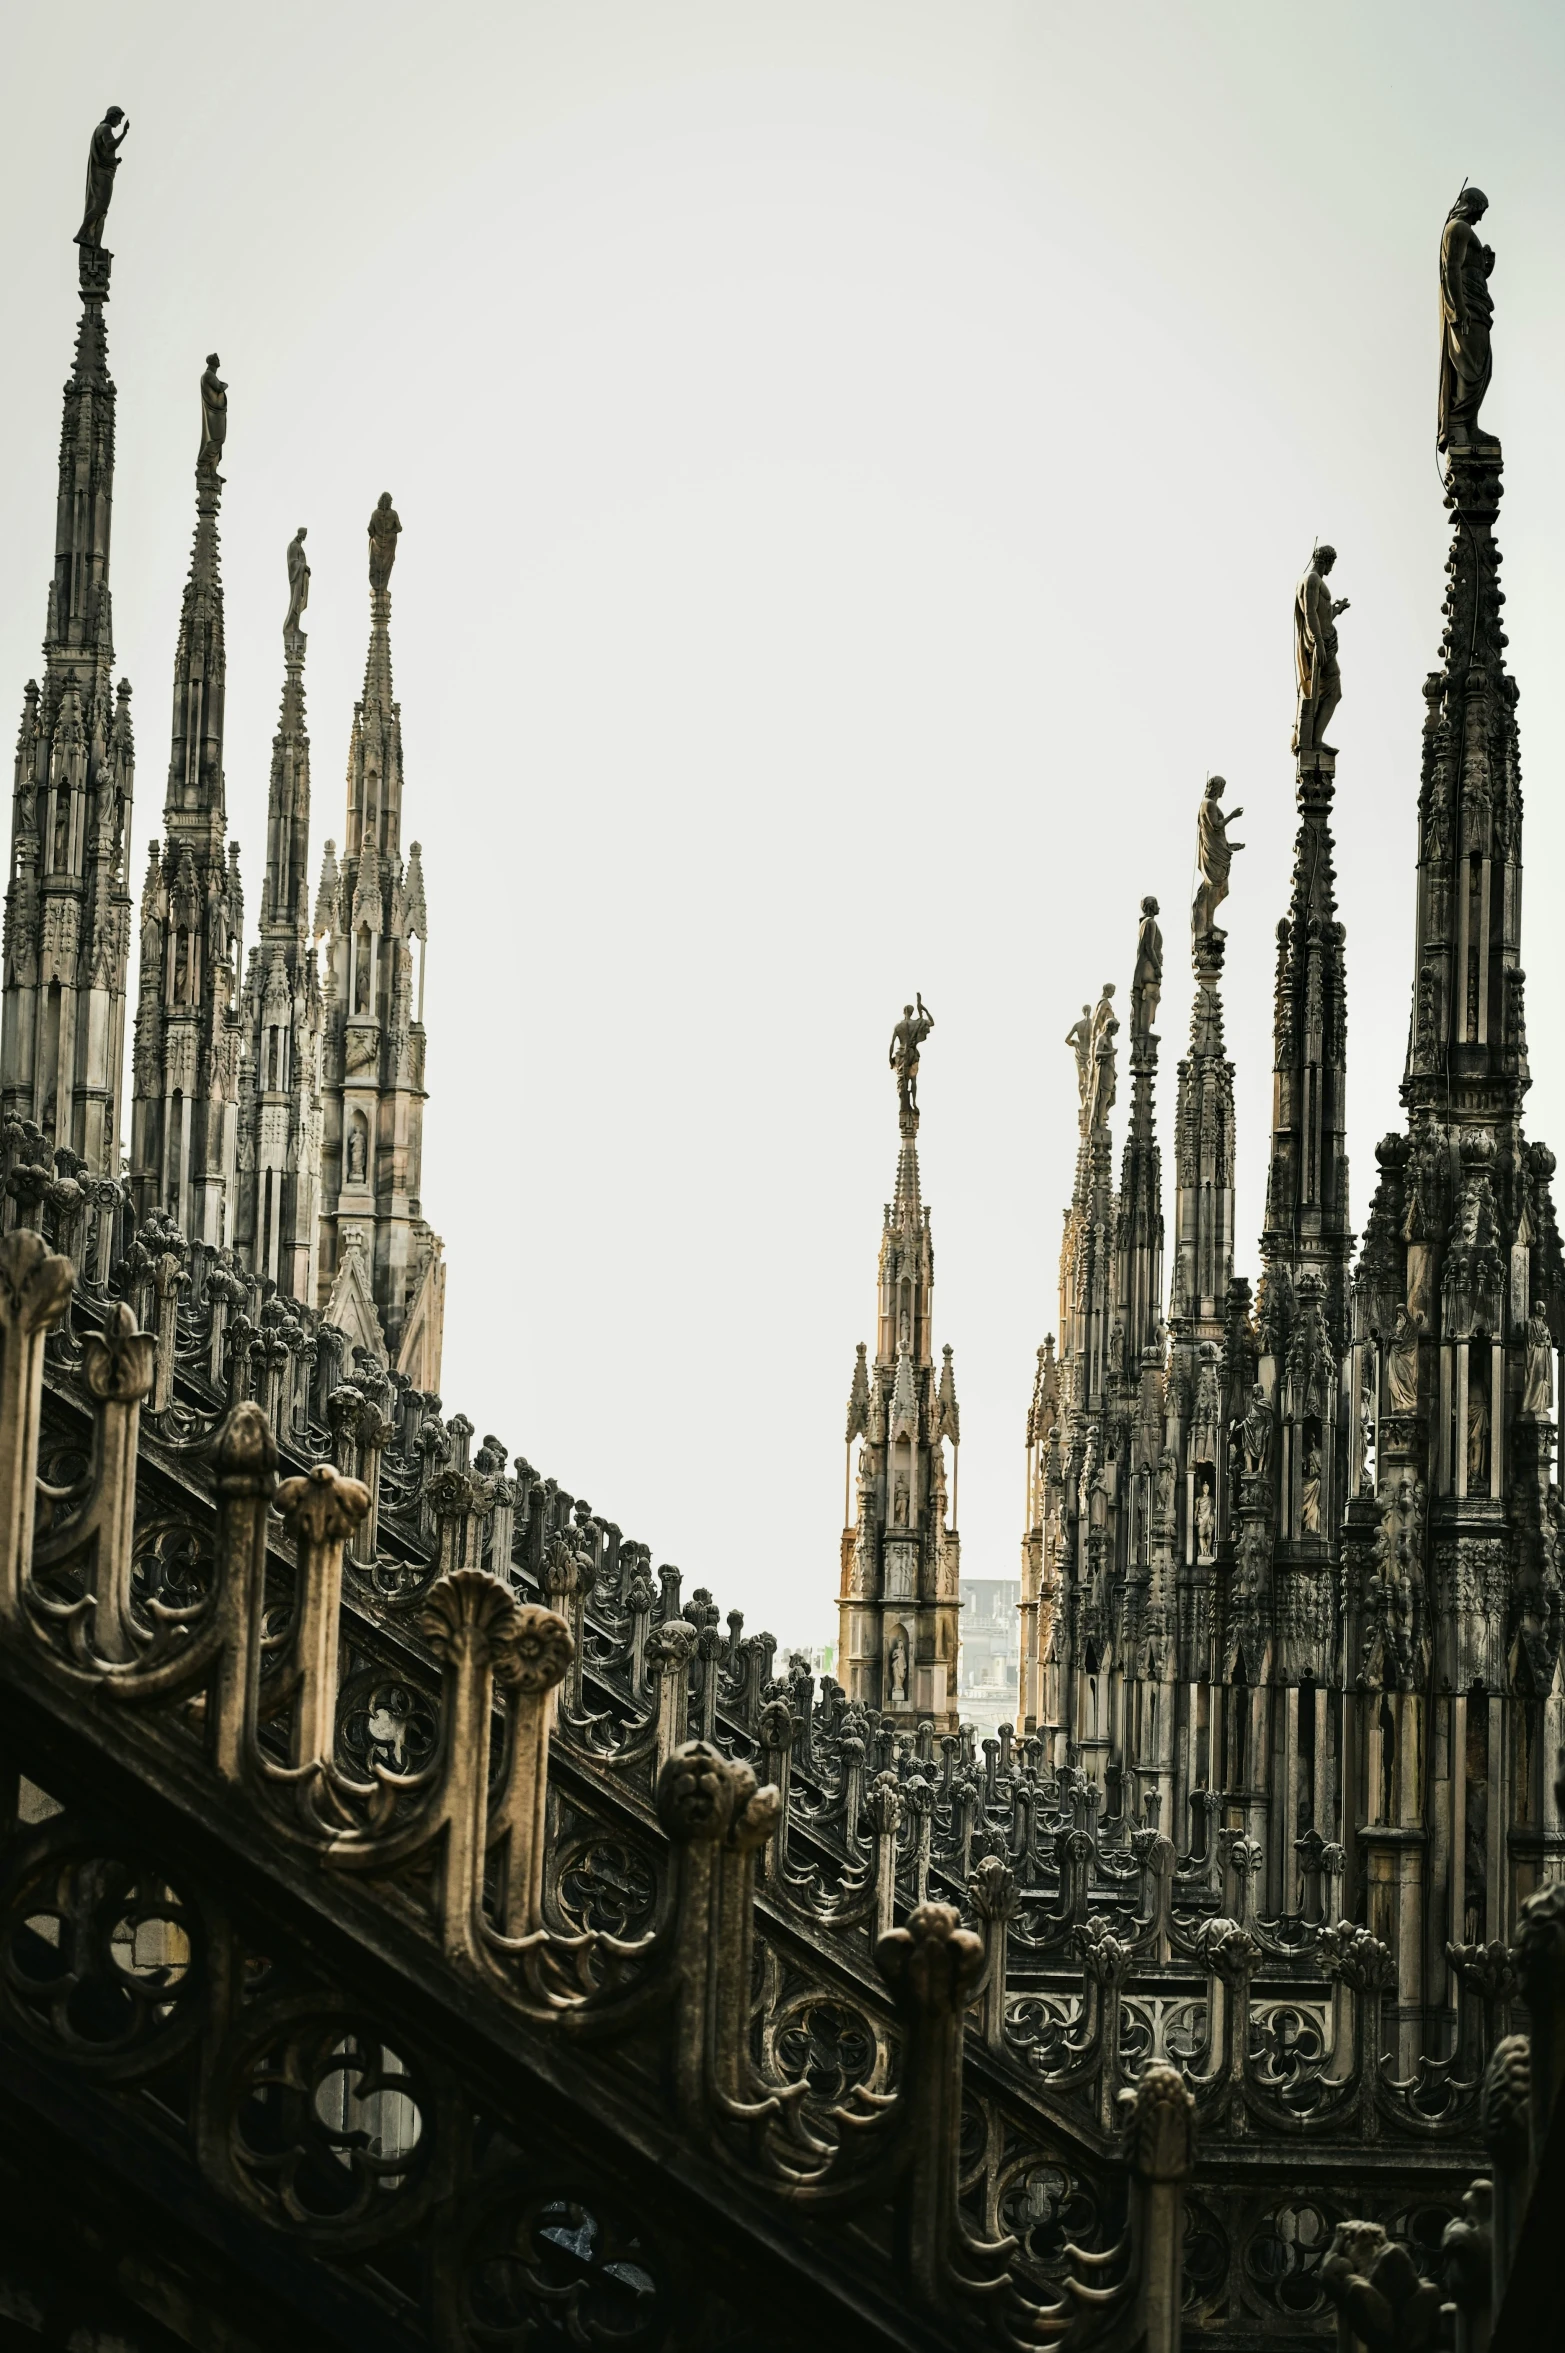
[1385,1304,1419,1413]
[1239,1384,1273,1478]
[368,492,402,592]
[1301,1446,1323,1535]
[1293,545,1350,759]
[198,355,227,472]
[1438,188,1497,456]
[887,1627,910,1706]
[1066,1003,1093,1134]
[1195,1479,1216,1560]
[1192,777,1244,937]
[1132,897,1163,1035]
[1084,983,1118,1134]
[284,527,310,647]
[75,107,129,249]
[889,994,935,1127]
[1468,1383,1490,1489]
[1523,1303,1554,1420]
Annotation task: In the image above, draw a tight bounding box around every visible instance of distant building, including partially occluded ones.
[958,1577,1019,1706]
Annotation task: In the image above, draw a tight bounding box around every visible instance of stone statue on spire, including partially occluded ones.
[74,107,129,250]
[1293,544,1349,760]
[1193,776,1244,938]
[1066,1002,1093,1133]
[1132,897,1162,1035]
[284,528,310,659]
[198,355,227,474]
[889,995,934,1132]
[1085,983,1118,1133]
[1438,187,1497,456]
[368,493,402,593]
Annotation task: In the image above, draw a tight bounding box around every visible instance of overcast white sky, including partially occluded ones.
[5,2,1565,1652]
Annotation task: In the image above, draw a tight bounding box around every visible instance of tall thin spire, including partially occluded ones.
[836,999,961,1728]
[315,496,443,1388]
[1113,896,1165,1376]
[1,118,137,1171]
[129,357,243,1243]
[236,531,323,1300]
[1169,779,1241,1340]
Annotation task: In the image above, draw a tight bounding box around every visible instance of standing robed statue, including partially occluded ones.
[75,107,129,249]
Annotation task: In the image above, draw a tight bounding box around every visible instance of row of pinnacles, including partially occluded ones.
[2,112,444,1392]
[1010,180,1565,2084]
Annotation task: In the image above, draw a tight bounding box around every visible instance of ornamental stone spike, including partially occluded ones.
[1,113,137,1173]
[836,1006,960,1728]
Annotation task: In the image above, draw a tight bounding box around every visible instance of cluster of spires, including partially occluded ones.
[837,185,1564,2052]
[1,114,443,1388]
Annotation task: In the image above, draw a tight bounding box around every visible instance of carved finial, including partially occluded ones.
[1439,186,1498,458]
[283,526,309,660]
[74,107,129,254]
[1192,776,1243,943]
[1293,544,1349,762]
[888,995,934,1138]
[368,492,402,594]
[197,355,227,477]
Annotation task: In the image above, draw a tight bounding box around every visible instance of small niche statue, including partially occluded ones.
[284,528,310,655]
[1522,1303,1554,1420]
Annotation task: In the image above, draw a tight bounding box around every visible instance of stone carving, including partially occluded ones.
[198,355,228,474]
[1385,1305,1419,1412]
[1131,896,1162,1034]
[1438,187,1497,456]
[1066,1003,1093,1134]
[886,1625,910,1705]
[1292,544,1349,760]
[1300,1445,1322,1535]
[1368,1469,1427,1687]
[1467,1380,1490,1489]
[284,528,310,653]
[888,994,934,1131]
[368,492,402,592]
[1192,776,1243,938]
[1154,1446,1177,1527]
[1238,1384,1273,1477]
[1195,1479,1216,1560]
[1085,983,1118,1135]
[1523,1302,1553,1419]
[74,107,129,250]
[1322,2220,1442,2351]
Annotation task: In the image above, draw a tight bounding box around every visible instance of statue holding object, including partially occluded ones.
[889,995,935,1131]
[1293,544,1349,761]
[1193,777,1244,939]
[75,107,129,250]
